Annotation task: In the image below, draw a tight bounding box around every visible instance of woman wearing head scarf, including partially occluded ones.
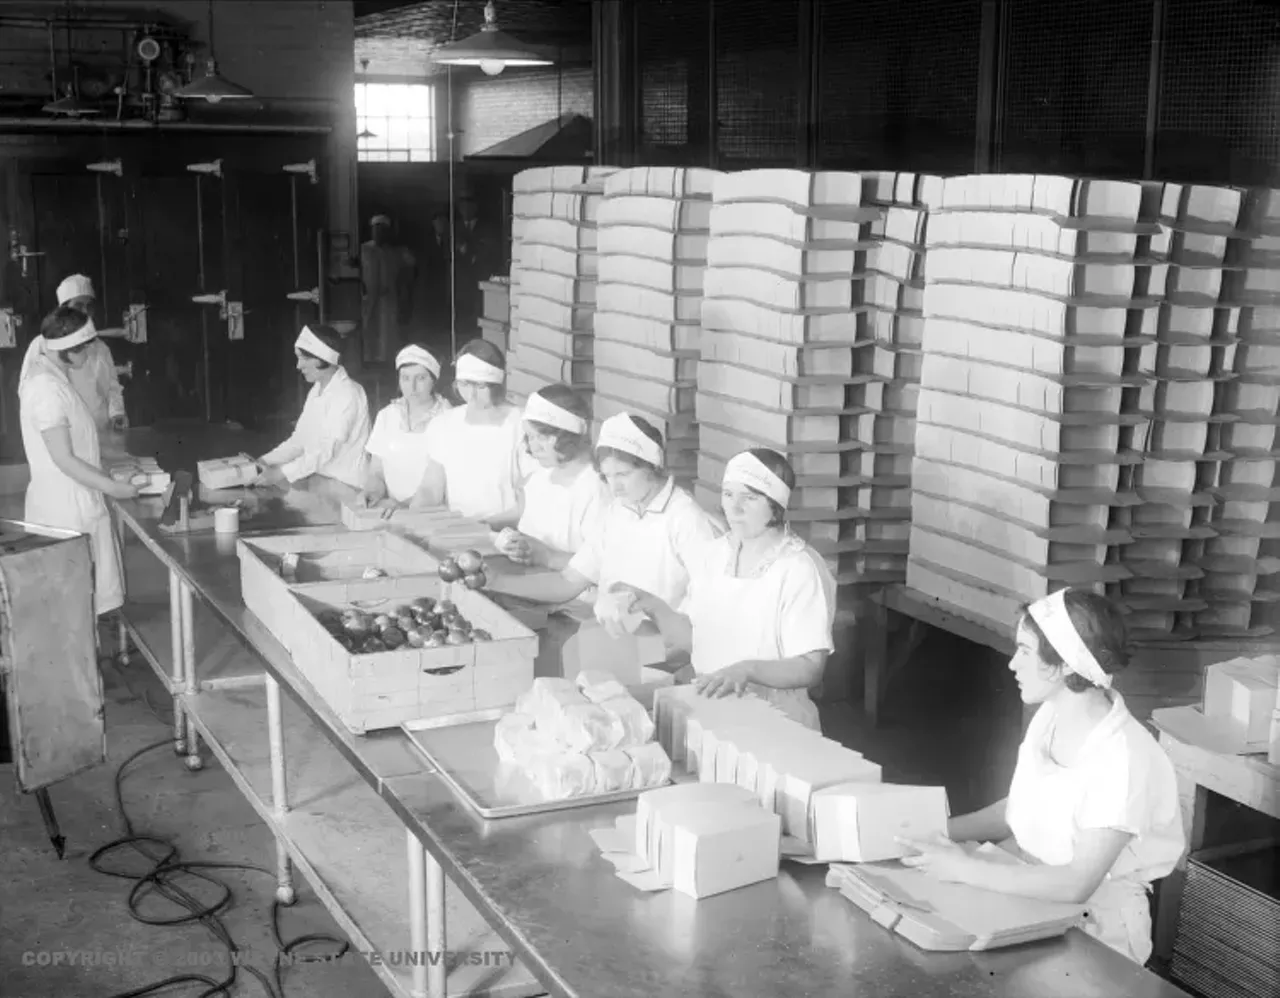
[18,306,139,616]
[485,412,721,634]
[358,343,452,507]
[898,588,1185,966]
[493,385,610,569]
[619,448,835,730]
[413,339,534,527]
[55,273,128,432]
[256,325,371,489]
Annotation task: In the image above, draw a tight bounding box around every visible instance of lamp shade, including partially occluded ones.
[432,27,552,68]
[43,92,100,116]
[176,59,255,101]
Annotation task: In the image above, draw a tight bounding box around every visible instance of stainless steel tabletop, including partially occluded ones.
[112,426,1190,998]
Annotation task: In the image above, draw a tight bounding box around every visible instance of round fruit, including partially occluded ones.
[395,613,415,632]
[361,636,387,653]
[374,613,391,630]
[424,632,446,648]
[362,567,387,580]
[438,600,456,614]
[446,630,470,645]
[381,626,406,649]
[456,549,484,574]
[405,628,425,648]
[343,615,371,637]
[337,634,356,651]
[412,596,436,614]
[472,628,492,641]
[462,570,486,590]
[438,559,462,583]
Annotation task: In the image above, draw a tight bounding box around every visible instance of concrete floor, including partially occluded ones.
[1,616,1022,998]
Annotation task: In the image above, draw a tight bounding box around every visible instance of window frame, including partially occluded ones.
[355,77,438,163]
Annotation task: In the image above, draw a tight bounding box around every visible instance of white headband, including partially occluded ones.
[46,316,97,352]
[56,274,94,305]
[295,326,341,365]
[724,451,791,507]
[396,344,441,379]
[525,392,587,434]
[1026,589,1112,689]
[596,413,663,467]
[371,214,391,226]
[455,353,505,384]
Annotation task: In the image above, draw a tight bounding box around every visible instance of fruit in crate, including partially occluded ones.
[438,558,463,583]
[456,549,484,573]
[311,600,486,653]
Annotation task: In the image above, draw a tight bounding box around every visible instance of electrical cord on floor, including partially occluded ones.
[88,662,351,998]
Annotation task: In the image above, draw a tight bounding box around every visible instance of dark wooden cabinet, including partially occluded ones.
[0,131,327,459]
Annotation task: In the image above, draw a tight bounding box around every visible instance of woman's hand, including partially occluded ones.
[898,834,974,883]
[256,464,288,489]
[106,480,140,501]
[694,661,755,699]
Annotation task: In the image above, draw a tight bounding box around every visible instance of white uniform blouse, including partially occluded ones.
[261,367,370,489]
[365,395,453,502]
[423,404,534,521]
[686,532,835,730]
[1006,693,1185,964]
[517,461,611,556]
[67,338,125,430]
[567,477,721,612]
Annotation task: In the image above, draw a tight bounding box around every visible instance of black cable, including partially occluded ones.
[86,691,350,998]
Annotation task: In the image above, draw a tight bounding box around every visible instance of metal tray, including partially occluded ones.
[402,715,664,819]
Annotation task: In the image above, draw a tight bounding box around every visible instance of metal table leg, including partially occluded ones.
[266,674,297,905]
[180,581,203,771]
[406,831,448,998]
[168,569,187,754]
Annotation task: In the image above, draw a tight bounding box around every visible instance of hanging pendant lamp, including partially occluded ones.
[177,0,255,102]
[43,15,98,116]
[432,0,553,77]
[44,82,99,116]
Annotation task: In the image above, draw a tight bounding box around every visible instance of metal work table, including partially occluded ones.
[110,428,1190,998]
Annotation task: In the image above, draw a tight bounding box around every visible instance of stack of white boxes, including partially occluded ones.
[591,167,719,485]
[694,169,884,584]
[505,166,616,404]
[1189,185,1280,638]
[908,174,1162,626]
[478,276,511,353]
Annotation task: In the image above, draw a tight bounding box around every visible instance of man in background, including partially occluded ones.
[360,214,417,364]
[56,274,128,432]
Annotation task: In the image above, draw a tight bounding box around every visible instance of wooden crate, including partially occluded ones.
[287,577,537,733]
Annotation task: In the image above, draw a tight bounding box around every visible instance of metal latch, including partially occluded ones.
[283,160,317,184]
[8,230,44,278]
[192,291,244,339]
[186,159,222,178]
[286,288,319,305]
[88,159,123,176]
[0,307,22,348]
[123,304,148,344]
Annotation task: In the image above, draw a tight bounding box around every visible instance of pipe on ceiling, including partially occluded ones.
[0,117,332,134]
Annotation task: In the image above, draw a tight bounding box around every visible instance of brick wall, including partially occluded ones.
[456,65,593,158]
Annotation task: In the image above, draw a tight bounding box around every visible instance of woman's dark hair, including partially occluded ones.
[1017,588,1130,693]
[594,413,665,477]
[454,338,507,403]
[42,305,96,356]
[526,384,591,463]
[742,447,796,527]
[296,324,343,371]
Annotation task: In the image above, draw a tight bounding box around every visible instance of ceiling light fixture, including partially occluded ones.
[176,0,255,102]
[431,0,553,77]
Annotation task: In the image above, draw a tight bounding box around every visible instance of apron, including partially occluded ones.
[19,352,125,617]
[690,569,821,731]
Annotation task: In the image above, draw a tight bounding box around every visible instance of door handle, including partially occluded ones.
[8,230,45,278]
[286,288,320,305]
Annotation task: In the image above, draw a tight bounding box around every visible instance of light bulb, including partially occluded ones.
[206,94,223,104]
[479,60,505,76]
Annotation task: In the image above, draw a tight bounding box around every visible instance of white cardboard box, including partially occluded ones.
[1203,655,1280,751]
[810,783,950,862]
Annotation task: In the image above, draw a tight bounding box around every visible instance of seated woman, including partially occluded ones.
[413,339,532,527]
[900,587,1185,966]
[618,448,835,730]
[257,325,370,489]
[485,412,721,634]
[493,384,611,570]
[359,343,452,507]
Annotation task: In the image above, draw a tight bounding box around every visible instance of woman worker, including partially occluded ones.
[618,449,835,730]
[899,587,1185,965]
[257,325,371,490]
[485,412,721,635]
[56,273,128,432]
[412,339,533,527]
[493,385,610,569]
[358,343,452,507]
[18,306,139,616]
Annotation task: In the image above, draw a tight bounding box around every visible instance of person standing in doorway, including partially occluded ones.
[360,214,417,365]
[56,274,128,433]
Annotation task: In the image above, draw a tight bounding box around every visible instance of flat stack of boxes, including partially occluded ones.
[908,175,1162,626]
[478,276,511,354]
[505,166,614,404]
[592,167,720,486]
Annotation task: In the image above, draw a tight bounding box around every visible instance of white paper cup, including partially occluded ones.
[214,506,240,534]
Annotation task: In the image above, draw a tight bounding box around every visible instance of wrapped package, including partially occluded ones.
[493,712,560,764]
[554,703,625,753]
[601,695,655,747]
[625,741,673,789]
[581,679,630,704]
[575,669,618,690]
[590,750,635,793]
[518,678,590,731]
[531,753,598,800]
